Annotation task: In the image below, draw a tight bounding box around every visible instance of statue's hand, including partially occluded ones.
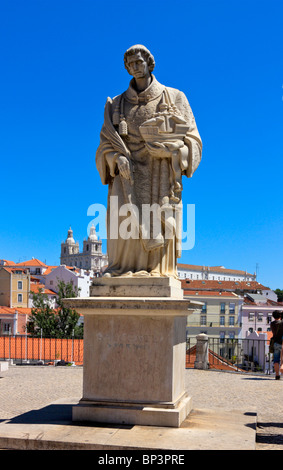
[163,140,184,151]
[146,142,171,158]
[146,140,184,158]
[117,155,131,180]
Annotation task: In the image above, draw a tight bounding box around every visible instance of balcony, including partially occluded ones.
[188,320,239,328]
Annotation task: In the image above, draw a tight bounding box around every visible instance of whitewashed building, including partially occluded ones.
[45,265,94,298]
[177,264,256,282]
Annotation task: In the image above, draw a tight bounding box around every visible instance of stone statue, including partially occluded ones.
[96,45,202,278]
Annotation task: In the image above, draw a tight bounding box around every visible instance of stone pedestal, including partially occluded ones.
[90,276,184,299]
[194,333,209,370]
[63,277,201,427]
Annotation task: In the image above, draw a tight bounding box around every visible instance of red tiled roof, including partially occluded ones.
[0,260,15,265]
[41,266,58,275]
[30,283,57,296]
[43,265,78,276]
[15,259,47,268]
[1,267,28,274]
[181,279,269,291]
[0,306,32,315]
[15,307,32,315]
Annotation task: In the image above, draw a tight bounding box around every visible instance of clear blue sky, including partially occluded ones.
[0,0,282,289]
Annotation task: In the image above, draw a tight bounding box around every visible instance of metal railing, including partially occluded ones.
[0,334,275,375]
[0,335,84,365]
[190,320,240,327]
[186,336,274,374]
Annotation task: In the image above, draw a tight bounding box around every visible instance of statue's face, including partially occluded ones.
[126,52,150,79]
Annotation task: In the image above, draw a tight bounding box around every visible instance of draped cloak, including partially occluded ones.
[95,75,202,278]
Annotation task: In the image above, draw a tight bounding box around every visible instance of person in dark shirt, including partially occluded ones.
[270,310,283,379]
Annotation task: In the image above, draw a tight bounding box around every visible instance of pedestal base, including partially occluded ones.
[72,394,192,428]
[63,277,202,428]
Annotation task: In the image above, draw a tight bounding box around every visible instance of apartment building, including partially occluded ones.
[184,289,243,341]
[241,293,283,337]
[0,266,30,308]
[0,306,31,335]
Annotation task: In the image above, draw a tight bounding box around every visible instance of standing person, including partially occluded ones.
[270,310,283,379]
[280,312,283,374]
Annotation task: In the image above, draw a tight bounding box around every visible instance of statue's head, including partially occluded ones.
[124,45,155,74]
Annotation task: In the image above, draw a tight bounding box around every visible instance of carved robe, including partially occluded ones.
[96,75,202,277]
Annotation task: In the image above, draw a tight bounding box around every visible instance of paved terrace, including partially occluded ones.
[0,365,282,450]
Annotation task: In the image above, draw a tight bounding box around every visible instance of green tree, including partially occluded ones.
[26,288,58,337]
[56,279,83,338]
[275,289,283,302]
[27,281,83,338]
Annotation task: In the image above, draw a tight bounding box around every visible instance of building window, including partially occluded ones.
[201,302,207,313]
[229,316,235,326]
[220,302,225,313]
[229,303,235,313]
[220,316,225,326]
[86,245,89,251]
[258,314,263,322]
[4,323,11,333]
[18,281,23,290]
[248,313,254,321]
[18,294,22,302]
[200,316,206,326]
[220,332,225,343]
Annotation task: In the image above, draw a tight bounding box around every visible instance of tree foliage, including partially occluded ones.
[27,280,83,338]
[275,289,283,302]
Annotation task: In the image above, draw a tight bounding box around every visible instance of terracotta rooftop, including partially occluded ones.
[41,266,58,276]
[15,259,48,268]
[30,283,58,296]
[0,306,32,315]
[0,260,16,265]
[181,279,269,291]
[43,265,79,276]
[1,267,28,274]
